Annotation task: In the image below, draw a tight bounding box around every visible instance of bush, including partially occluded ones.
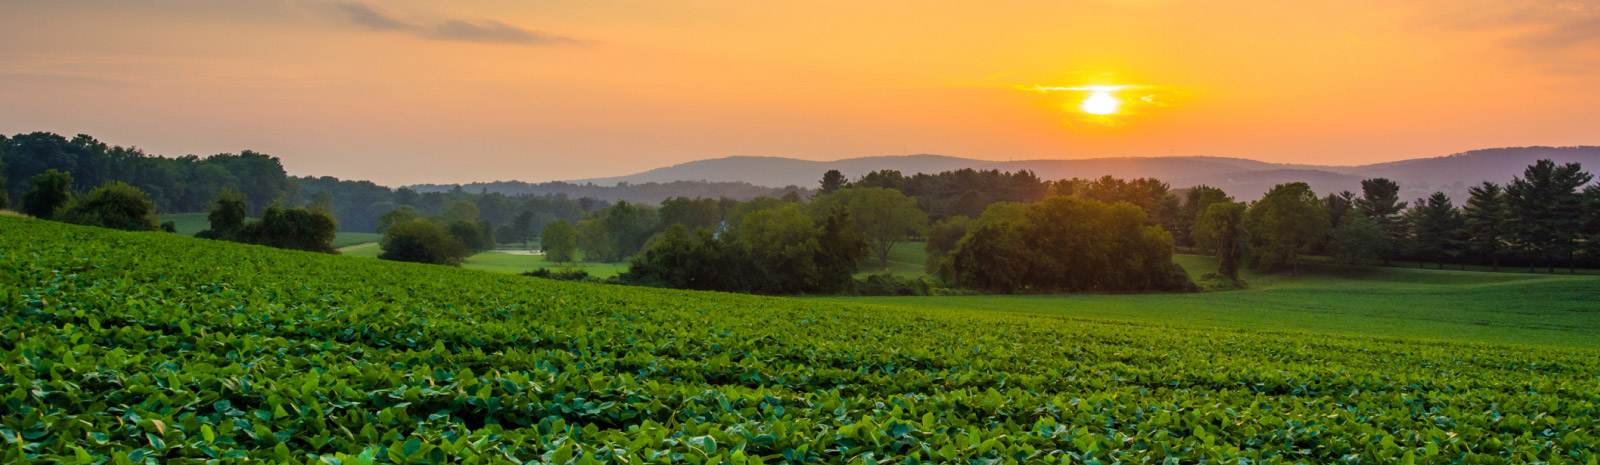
[53,182,160,231]
[236,206,338,253]
[379,219,471,266]
[855,273,933,296]
[20,169,73,218]
[522,268,594,282]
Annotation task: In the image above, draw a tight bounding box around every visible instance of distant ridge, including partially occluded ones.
[555,147,1600,201]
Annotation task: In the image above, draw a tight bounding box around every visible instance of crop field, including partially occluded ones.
[822,254,1600,348]
[4,215,1600,464]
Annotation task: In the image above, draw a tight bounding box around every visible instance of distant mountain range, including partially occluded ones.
[568,146,1600,202]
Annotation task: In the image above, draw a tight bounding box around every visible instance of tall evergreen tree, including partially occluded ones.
[1407,192,1465,269]
[818,169,847,195]
[0,145,9,210]
[1506,160,1592,273]
[1462,182,1509,271]
[1355,178,1406,264]
[1324,190,1355,229]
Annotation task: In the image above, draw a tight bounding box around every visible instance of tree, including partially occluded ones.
[1195,201,1247,280]
[541,220,578,262]
[923,215,974,281]
[949,196,1194,293]
[379,219,470,266]
[1178,185,1232,248]
[1583,185,1600,266]
[1328,211,1388,265]
[949,221,1032,293]
[1463,182,1509,271]
[1406,192,1464,269]
[376,206,419,234]
[236,206,338,253]
[659,197,722,232]
[738,204,822,294]
[447,220,492,253]
[811,187,927,266]
[1355,178,1406,264]
[21,169,73,218]
[54,182,161,231]
[505,210,536,246]
[814,207,869,293]
[197,189,248,240]
[0,151,9,210]
[1246,183,1329,274]
[1506,160,1592,273]
[819,169,847,194]
[1324,190,1355,230]
[443,200,480,223]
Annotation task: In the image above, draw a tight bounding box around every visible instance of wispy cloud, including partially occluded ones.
[1424,0,1600,74]
[333,2,413,32]
[432,19,583,46]
[328,2,585,46]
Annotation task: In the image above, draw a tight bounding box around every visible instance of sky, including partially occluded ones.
[3,0,1599,186]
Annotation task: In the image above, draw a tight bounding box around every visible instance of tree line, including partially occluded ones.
[5,168,341,253]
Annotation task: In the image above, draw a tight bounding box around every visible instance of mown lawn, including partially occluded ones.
[818,254,1600,348]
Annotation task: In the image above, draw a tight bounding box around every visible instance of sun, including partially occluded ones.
[1079,90,1121,115]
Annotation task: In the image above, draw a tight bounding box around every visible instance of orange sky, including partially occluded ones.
[3,0,1599,186]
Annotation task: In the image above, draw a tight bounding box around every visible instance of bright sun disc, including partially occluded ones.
[1079,91,1121,115]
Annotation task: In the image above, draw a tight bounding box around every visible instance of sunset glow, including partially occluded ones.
[1080,91,1121,115]
[3,1,1599,185]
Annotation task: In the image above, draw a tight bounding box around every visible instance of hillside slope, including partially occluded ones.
[4,215,1599,463]
[562,146,1600,200]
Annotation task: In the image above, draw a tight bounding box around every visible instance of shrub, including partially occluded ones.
[20,169,72,218]
[53,182,160,231]
[379,218,471,266]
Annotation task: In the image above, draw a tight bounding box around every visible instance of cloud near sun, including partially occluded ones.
[1021,84,1191,124]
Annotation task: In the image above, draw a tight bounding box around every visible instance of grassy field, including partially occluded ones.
[6,214,1600,463]
[819,253,1600,348]
[342,242,628,277]
[160,212,214,236]
[162,212,383,248]
[853,241,928,277]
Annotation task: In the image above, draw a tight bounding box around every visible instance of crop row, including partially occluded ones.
[3,216,1599,464]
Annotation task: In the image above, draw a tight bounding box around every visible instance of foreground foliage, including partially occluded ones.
[3,216,1599,464]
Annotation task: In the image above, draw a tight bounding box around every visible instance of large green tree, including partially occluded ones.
[1178,185,1232,248]
[1195,201,1247,280]
[540,220,578,262]
[811,187,927,266]
[197,189,248,240]
[1462,182,1509,271]
[1328,210,1387,265]
[1246,182,1329,274]
[20,169,74,218]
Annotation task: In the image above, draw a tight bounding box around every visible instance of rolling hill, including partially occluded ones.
[563,146,1600,201]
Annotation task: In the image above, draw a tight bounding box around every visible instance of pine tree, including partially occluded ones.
[1355,178,1407,264]
[1462,182,1509,271]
